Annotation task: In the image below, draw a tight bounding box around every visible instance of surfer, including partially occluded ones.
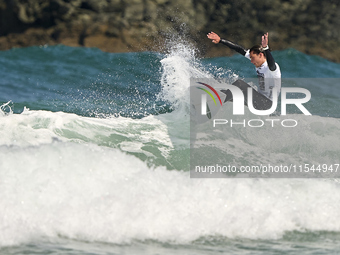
[207,32,281,101]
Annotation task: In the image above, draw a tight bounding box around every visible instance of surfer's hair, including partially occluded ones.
[249,45,265,56]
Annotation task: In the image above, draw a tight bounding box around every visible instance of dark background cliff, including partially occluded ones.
[0,0,339,62]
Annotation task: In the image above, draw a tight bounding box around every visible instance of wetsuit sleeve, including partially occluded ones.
[264,49,277,71]
[219,39,247,56]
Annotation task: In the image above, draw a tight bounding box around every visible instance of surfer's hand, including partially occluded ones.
[207,32,221,44]
[262,32,269,47]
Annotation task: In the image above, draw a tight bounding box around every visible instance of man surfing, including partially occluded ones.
[207,32,281,102]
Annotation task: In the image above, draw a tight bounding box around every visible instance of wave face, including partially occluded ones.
[1,43,340,254]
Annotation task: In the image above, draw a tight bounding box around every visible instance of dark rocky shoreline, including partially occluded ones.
[0,0,339,62]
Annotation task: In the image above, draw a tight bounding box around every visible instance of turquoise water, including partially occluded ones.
[1,42,340,254]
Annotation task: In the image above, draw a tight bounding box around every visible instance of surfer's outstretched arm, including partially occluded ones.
[264,49,277,71]
[261,33,277,71]
[207,32,247,56]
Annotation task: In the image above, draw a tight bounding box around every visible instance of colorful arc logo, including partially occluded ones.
[196,82,223,106]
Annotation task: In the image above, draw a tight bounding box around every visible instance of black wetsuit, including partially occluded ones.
[220,38,281,100]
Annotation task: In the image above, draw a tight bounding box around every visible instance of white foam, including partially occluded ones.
[0,101,13,117]
[0,108,174,150]
[1,142,340,246]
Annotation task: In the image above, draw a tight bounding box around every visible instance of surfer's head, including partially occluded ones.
[249,45,266,67]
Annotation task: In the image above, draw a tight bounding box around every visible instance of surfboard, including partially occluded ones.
[220,79,273,110]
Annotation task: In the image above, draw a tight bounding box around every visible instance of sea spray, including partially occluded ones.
[159,42,212,111]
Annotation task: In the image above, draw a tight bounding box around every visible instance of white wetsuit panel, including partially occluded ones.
[245,50,281,101]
